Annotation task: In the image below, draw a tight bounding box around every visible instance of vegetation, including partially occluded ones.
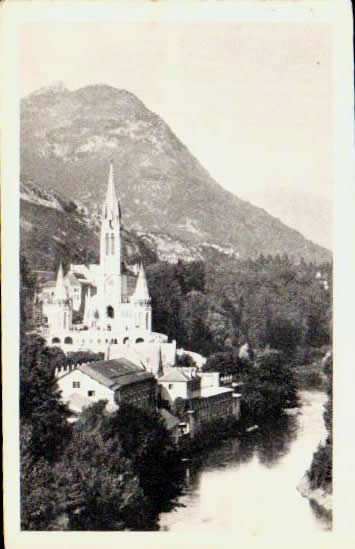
[175,353,197,368]
[307,354,333,494]
[146,256,332,361]
[20,337,183,530]
[241,349,299,423]
[20,249,332,529]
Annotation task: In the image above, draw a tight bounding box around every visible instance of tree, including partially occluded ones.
[242,349,298,422]
[108,404,183,517]
[175,353,197,368]
[20,423,60,530]
[55,402,146,530]
[174,259,206,294]
[203,350,239,375]
[20,335,71,462]
[20,254,36,332]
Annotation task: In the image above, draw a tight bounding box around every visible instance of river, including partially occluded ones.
[159,390,330,534]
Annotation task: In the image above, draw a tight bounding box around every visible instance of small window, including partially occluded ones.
[73,381,80,388]
[88,390,95,397]
[168,384,173,389]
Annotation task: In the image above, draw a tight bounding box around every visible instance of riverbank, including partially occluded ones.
[159,390,329,533]
[297,473,332,520]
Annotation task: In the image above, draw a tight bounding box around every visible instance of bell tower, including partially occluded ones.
[99,162,122,311]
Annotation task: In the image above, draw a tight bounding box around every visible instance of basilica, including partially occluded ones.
[39,163,176,375]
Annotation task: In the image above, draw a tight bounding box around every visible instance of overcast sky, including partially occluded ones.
[21,20,333,249]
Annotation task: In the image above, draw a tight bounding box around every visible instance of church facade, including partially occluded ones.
[40,163,176,374]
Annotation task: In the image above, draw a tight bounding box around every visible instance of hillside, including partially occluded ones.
[20,181,157,272]
[20,181,238,272]
[21,84,331,264]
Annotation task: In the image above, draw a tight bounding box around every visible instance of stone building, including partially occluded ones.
[38,163,176,374]
[158,367,241,434]
[56,357,157,415]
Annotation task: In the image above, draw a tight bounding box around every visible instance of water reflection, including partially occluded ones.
[255,414,299,466]
[159,391,330,533]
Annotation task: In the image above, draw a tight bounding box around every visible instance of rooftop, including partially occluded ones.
[160,367,200,383]
[78,358,154,390]
[200,386,233,398]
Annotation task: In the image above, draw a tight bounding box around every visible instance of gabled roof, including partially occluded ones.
[78,358,154,390]
[160,367,199,383]
[132,263,150,301]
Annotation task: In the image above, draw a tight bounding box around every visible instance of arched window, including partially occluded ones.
[107,306,114,318]
[111,234,115,254]
[123,337,129,345]
[52,337,60,344]
[64,337,73,344]
[136,338,144,344]
[105,233,109,255]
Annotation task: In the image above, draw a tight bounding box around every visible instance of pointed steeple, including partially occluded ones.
[133,263,150,302]
[54,263,67,302]
[103,162,120,221]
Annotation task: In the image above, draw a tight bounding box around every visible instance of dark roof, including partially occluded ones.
[78,358,154,390]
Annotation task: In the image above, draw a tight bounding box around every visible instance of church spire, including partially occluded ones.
[100,162,122,282]
[103,161,120,221]
[54,263,67,302]
[133,262,150,302]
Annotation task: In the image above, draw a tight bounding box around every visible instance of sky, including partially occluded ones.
[21,20,333,249]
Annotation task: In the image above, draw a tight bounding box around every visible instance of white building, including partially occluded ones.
[41,163,176,374]
[56,357,157,415]
[158,366,241,431]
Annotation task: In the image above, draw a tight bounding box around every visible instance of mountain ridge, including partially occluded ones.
[21,84,331,264]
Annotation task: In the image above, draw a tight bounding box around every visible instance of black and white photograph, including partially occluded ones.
[2,0,354,545]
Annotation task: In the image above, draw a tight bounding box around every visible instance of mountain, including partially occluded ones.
[20,181,236,272]
[21,84,331,265]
